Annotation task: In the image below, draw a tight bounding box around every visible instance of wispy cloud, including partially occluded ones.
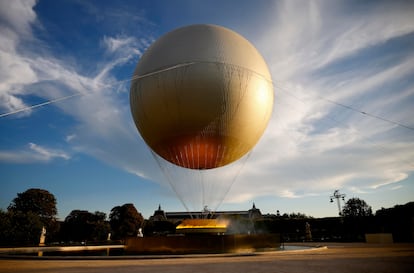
[0,0,36,36]
[260,0,414,82]
[0,143,70,163]
[0,0,413,210]
[0,0,38,115]
[103,36,141,54]
[28,143,70,161]
[224,0,414,202]
[0,1,155,173]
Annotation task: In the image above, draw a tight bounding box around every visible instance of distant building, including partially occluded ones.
[150,204,167,221]
[149,203,262,224]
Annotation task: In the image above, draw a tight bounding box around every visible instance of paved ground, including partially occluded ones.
[0,243,413,273]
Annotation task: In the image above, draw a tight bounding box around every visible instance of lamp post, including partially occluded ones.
[330,190,346,216]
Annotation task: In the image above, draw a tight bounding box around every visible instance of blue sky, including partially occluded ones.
[1,0,413,220]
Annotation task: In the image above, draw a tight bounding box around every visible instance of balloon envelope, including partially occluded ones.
[130,24,273,169]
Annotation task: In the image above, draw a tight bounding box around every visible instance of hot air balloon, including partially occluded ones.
[130,24,273,171]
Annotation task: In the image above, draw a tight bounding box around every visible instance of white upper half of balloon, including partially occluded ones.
[134,24,272,81]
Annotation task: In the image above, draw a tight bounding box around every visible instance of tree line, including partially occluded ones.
[1,188,413,246]
[260,198,414,242]
[0,188,144,246]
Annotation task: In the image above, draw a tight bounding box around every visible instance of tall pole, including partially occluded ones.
[330,190,346,216]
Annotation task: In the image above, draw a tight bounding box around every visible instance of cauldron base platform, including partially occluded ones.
[126,234,281,254]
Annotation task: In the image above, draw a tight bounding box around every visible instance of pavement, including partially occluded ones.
[0,242,413,273]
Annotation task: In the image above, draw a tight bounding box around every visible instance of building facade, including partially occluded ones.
[149,203,263,224]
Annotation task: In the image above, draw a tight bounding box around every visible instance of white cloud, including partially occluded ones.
[0,1,155,176]
[0,0,37,36]
[0,0,38,115]
[96,35,148,86]
[28,142,70,161]
[1,0,413,212]
[103,36,138,54]
[391,185,403,191]
[0,143,70,163]
[260,0,414,82]
[222,0,414,203]
[65,134,76,142]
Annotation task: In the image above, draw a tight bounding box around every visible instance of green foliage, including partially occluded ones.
[8,188,57,222]
[60,210,110,242]
[342,197,373,217]
[143,220,176,236]
[1,188,58,246]
[286,212,313,219]
[0,210,13,245]
[374,202,414,242]
[109,203,144,239]
[0,210,43,246]
[266,212,313,219]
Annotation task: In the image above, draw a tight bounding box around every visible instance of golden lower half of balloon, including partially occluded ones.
[151,134,250,170]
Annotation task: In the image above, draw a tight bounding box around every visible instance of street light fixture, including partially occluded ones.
[330,190,346,216]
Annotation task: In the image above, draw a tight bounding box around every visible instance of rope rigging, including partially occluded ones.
[0,61,412,134]
[1,60,412,213]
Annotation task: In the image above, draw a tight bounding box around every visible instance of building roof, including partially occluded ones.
[151,203,262,221]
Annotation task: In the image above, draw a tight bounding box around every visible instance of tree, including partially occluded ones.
[5,188,58,245]
[341,198,373,241]
[287,212,313,219]
[61,210,110,242]
[8,188,57,222]
[109,203,144,240]
[143,220,176,236]
[0,209,44,246]
[278,212,313,219]
[375,202,414,242]
[342,197,373,218]
[0,209,13,246]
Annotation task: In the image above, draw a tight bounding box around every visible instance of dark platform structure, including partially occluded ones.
[125,234,281,254]
[130,205,279,254]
